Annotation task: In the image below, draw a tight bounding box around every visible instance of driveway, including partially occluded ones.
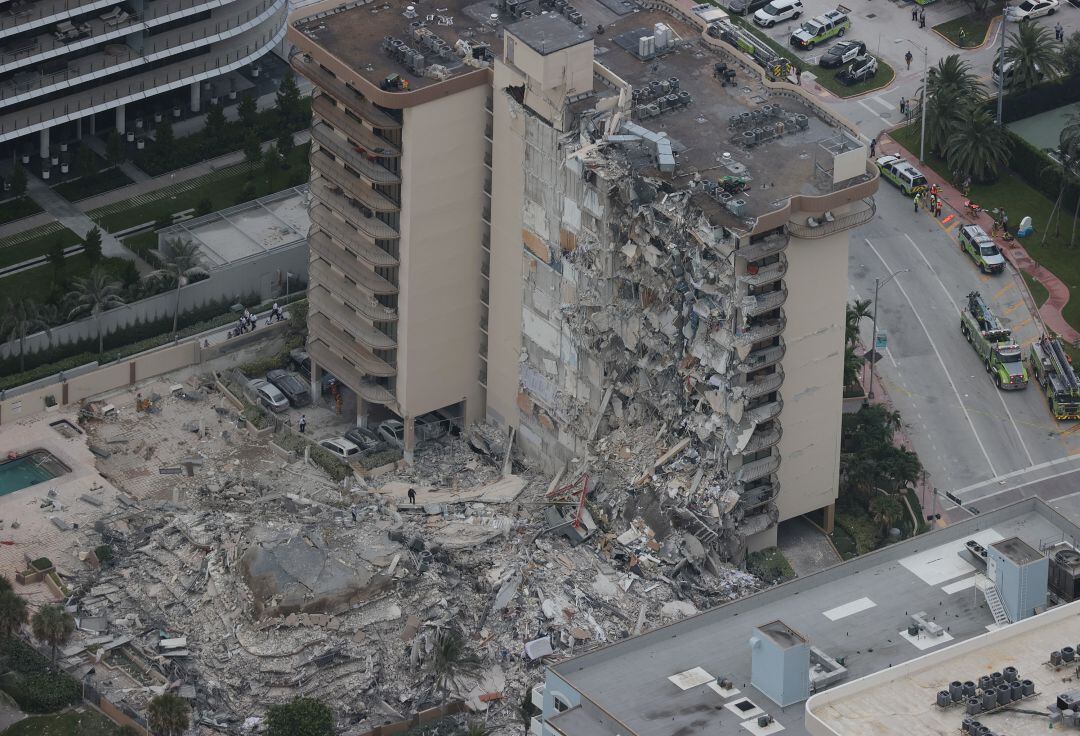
[777,517,842,577]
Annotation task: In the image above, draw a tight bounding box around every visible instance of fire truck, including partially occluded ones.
[1029,334,1080,419]
[960,291,1028,390]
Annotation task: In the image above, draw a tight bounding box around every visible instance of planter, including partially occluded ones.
[228,90,237,100]
[41,169,50,180]
[60,142,68,152]
[173,106,182,118]
[136,139,145,150]
[154,112,163,123]
[251,65,261,77]
[50,155,59,165]
[60,163,69,174]
[21,153,30,163]
[210,96,219,106]
[126,131,135,142]
[135,117,143,130]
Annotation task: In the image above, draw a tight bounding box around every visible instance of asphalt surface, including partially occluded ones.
[848,183,1080,517]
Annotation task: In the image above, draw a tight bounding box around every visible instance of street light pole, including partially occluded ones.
[919,44,928,163]
[867,268,909,399]
[997,2,1008,124]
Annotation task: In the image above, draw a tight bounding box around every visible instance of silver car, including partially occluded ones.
[247,379,290,413]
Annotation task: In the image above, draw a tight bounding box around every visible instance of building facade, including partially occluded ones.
[288,0,877,548]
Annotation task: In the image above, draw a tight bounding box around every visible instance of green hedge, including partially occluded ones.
[274,431,353,483]
[1004,129,1080,211]
[0,636,48,675]
[0,637,79,714]
[994,75,1080,124]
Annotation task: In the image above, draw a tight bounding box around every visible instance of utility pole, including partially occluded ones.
[867,268,909,399]
[997,2,1008,124]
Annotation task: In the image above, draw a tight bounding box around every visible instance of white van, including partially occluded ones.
[754,0,803,26]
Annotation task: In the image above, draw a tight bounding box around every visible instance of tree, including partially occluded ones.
[148,239,208,338]
[1065,31,1080,76]
[275,70,303,129]
[0,588,28,639]
[1044,115,1080,244]
[148,694,190,736]
[205,104,226,137]
[75,146,97,178]
[845,299,872,349]
[923,55,983,157]
[277,131,295,159]
[945,105,1013,183]
[869,493,906,533]
[2,298,51,372]
[106,130,124,167]
[67,267,126,354]
[31,604,74,665]
[243,134,261,176]
[47,238,66,280]
[0,575,10,594]
[1005,22,1063,91]
[840,404,922,497]
[428,628,483,696]
[961,0,990,16]
[11,166,26,197]
[238,93,258,129]
[263,144,283,184]
[266,697,334,736]
[843,346,864,389]
[82,226,102,264]
[154,120,175,171]
[196,197,214,216]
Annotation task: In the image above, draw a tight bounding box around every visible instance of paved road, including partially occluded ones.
[849,181,1079,505]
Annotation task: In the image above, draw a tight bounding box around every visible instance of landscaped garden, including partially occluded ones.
[933,13,994,48]
[811,58,896,99]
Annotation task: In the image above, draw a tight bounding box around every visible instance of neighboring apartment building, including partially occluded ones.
[531,497,1080,736]
[0,0,288,159]
[287,0,877,550]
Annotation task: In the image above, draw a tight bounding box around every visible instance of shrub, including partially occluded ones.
[746,547,795,584]
[0,635,48,674]
[30,558,52,572]
[360,448,403,470]
[237,353,289,378]
[275,432,353,483]
[94,545,114,564]
[2,669,80,713]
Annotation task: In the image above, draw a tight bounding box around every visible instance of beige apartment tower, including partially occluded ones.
[288,0,877,552]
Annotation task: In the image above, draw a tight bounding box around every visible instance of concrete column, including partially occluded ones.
[190,81,201,113]
[355,399,368,428]
[822,503,836,535]
[310,361,319,404]
[115,104,126,135]
[88,114,96,135]
[403,416,415,465]
[75,117,83,141]
[39,127,50,159]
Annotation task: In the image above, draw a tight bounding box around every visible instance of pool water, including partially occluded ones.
[0,451,70,496]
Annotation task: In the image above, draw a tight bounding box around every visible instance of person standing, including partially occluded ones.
[900,97,907,116]
[869,137,877,156]
[298,414,307,434]
[935,198,943,217]
[958,28,967,46]
[1056,22,1064,41]
[912,6,918,20]
[795,66,802,85]
[919,9,925,27]
[905,50,913,70]
[407,488,417,505]
[914,192,921,212]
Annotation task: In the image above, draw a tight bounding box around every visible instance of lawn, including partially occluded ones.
[812,58,895,99]
[121,231,158,262]
[0,226,82,270]
[1,710,124,736]
[890,121,1080,330]
[0,196,43,226]
[0,254,130,304]
[1022,270,1050,308]
[90,143,310,233]
[933,13,994,47]
[52,167,133,202]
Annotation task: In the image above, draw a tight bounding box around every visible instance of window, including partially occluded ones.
[553,695,569,713]
[506,36,515,64]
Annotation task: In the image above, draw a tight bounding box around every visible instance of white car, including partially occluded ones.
[753,0,803,27]
[1005,0,1058,20]
[320,437,362,461]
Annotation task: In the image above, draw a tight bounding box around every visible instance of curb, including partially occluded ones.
[810,64,897,101]
[930,14,1002,51]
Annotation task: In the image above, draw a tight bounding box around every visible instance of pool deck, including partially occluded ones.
[0,412,124,592]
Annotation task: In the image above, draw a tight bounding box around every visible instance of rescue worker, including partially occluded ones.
[914,192,921,212]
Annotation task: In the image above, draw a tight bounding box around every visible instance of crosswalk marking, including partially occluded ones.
[871,95,894,112]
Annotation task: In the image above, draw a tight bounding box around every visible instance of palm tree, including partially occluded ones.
[148,239,208,338]
[428,628,483,696]
[923,55,983,156]
[148,693,190,736]
[845,299,872,349]
[67,268,125,355]
[1044,115,1080,243]
[0,587,28,639]
[1,298,51,372]
[1005,22,1063,90]
[945,106,1012,183]
[870,493,905,533]
[31,603,74,665]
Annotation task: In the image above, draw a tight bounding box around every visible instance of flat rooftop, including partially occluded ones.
[291,0,505,92]
[992,536,1044,566]
[507,13,592,52]
[547,499,1080,736]
[157,186,310,267]
[593,8,866,223]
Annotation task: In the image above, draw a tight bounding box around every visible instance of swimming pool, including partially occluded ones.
[0,450,70,496]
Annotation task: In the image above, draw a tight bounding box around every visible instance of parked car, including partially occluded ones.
[377,419,406,448]
[344,426,386,452]
[726,0,772,16]
[837,54,877,85]
[266,369,311,407]
[818,39,866,68]
[875,155,928,195]
[320,437,362,462]
[753,0,803,26]
[246,379,290,413]
[789,8,849,49]
[1005,0,1058,20]
[288,348,337,394]
[992,58,1045,88]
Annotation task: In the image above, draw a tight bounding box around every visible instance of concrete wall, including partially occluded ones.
[0,242,307,360]
[750,626,811,707]
[775,225,847,522]
[397,85,486,423]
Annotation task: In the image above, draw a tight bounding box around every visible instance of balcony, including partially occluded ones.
[483,176,492,196]
[310,205,398,268]
[738,342,785,372]
[312,281,398,325]
[310,313,396,377]
[312,94,399,157]
[743,423,782,454]
[312,182,399,241]
[309,246,398,297]
[740,255,787,286]
[312,123,399,185]
[737,453,780,483]
[787,198,876,239]
[309,292,396,350]
[291,53,400,129]
[745,397,783,425]
[735,314,786,345]
[739,479,779,510]
[484,123,493,140]
[744,287,787,317]
[307,339,363,390]
[482,206,491,223]
[740,368,784,399]
[736,234,788,262]
[484,150,492,168]
[312,150,399,211]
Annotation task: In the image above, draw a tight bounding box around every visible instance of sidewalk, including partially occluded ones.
[882,133,1080,344]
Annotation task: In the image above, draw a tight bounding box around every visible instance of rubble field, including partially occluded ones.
[22,371,767,733]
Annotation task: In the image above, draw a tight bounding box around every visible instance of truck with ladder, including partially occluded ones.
[960,291,1028,390]
[1028,334,1080,419]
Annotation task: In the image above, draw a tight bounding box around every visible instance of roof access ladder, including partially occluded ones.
[979,575,1012,626]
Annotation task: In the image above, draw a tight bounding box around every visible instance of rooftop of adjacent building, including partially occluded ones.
[992,536,1044,566]
[545,498,1080,736]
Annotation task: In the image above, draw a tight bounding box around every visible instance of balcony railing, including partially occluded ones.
[482,206,491,223]
[787,197,876,239]
[312,123,399,185]
[311,183,399,240]
[745,397,783,425]
[740,368,784,398]
[737,453,780,483]
[291,53,400,129]
[312,94,399,157]
[735,314,786,345]
[312,150,399,212]
[739,480,780,510]
[310,204,398,268]
[743,423,782,454]
[739,254,787,286]
[738,342,785,372]
[735,234,788,262]
[744,287,787,317]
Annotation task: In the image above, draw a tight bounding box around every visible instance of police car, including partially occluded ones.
[875,155,928,195]
[958,224,1006,274]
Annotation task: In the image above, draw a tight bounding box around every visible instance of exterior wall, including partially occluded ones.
[774,226,848,522]
[991,546,1050,622]
[0,241,307,359]
[750,627,811,707]
[397,86,486,422]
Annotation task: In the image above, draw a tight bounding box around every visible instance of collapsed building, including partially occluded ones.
[288,0,879,557]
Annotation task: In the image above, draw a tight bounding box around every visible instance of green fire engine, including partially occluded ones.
[960,291,1028,390]
[1029,334,1080,419]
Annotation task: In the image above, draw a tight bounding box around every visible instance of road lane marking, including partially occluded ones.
[992,282,1015,300]
[902,233,1035,468]
[866,237,997,475]
[857,99,890,124]
[951,453,1080,497]
[871,95,894,112]
[954,463,1080,504]
[1003,301,1023,316]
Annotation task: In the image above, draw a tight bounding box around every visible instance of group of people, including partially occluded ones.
[914,183,944,218]
[232,309,260,337]
[909,6,926,28]
[265,303,287,325]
